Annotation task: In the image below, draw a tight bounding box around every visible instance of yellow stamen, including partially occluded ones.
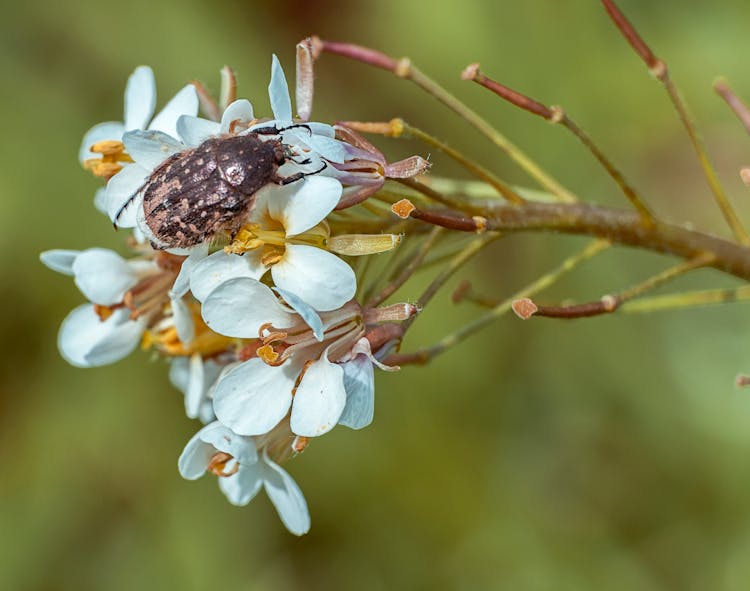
[82,140,133,180]
[257,344,280,364]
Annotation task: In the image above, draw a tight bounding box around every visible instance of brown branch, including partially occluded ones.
[398,200,750,282]
[714,78,750,135]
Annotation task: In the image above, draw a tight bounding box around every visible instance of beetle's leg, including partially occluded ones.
[275,162,328,185]
[255,123,313,136]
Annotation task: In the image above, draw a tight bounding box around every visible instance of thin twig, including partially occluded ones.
[601,0,750,244]
[311,37,577,203]
[520,253,715,319]
[462,64,655,224]
[387,239,610,365]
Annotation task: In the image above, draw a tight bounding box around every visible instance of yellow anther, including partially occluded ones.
[83,140,133,180]
[257,344,280,364]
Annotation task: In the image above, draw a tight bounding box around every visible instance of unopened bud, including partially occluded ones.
[392,199,415,219]
[512,298,538,320]
[328,233,401,256]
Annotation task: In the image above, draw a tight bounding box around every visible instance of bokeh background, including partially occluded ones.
[4,0,750,589]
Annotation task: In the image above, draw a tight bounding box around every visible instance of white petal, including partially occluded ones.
[184,353,205,419]
[172,296,195,344]
[290,355,346,437]
[176,115,220,147]
[201,277,296,338]
[79,121,126,164]
[123,129,183,170]
[220,99,255,134]
[149,84,199,138]
[178,421,221,480]
[123,65,157,130]
[40,249,79,276]
[272,245,356,312]
[219,464,263,506]
[274,287,323,341]
[305,122,335,138]
[104,164,150,226]
[213,358,297,436]
[269,175,342,236]
[198,421,257,464]
[262,454,310,535]
[285,130,347,163]
[268,55,293,123]
[189,250,266,303]
[169,356,190,392]
[58,305,144,368]
[72,248,139,305]
[170,243,209,299]
[93,188,108,215]
[338,356,375,429]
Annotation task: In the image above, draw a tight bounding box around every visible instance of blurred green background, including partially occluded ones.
[4,0,750,589]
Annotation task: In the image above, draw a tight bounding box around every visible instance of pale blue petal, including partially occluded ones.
[178,422,222,480]
[338,357,375,429]
[272,245,356,312]
[124,65,157,130]
[290,355,346,437]
[123,129,183,170]
[219,464,263,506]
[40,250,79,276]
[177,115,220,147]
[149,84,199,138]
[213,358,297,436]
[268,55,293,122]
[262,454,310,535]
[274,287,323,341]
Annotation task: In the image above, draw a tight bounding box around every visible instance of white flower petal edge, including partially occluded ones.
[58,305,145,368]
[338,354,375,430]
[148,84,199,139]
[40,250,80,276]
[105,164,151,226]
[274,287,324,341]
[201,277,297,337]
[79,121,126,164]
[290,352,346,437]
[123,65,157,131]
[269,175,342,236]
[71,248,140,306]
[272,245,356,312]
[220,99,255,134]
[122,130,185,170]
[268,55,293,123]
[261,452,310,536]
[189,250,265,303]
[176,115,220,148]
[212,358,299,436]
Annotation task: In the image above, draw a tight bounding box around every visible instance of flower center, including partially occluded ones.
[224,222,330,257]
[82,140,133,180]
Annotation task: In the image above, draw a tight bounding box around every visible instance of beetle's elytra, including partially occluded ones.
[138,131,312,249]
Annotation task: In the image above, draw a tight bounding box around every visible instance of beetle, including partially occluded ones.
[119,126,323,249]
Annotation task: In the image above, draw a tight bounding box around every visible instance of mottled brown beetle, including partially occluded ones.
[119,125,323,249]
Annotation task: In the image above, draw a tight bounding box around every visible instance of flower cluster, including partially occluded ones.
[42,56,425,535]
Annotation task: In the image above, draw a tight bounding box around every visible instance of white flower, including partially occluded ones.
[189,178,355,312]
[41,247,194,366]
[178,421,310,535]
[56,304,146,368]
[201,277,377,437]
[79,66,198,165]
